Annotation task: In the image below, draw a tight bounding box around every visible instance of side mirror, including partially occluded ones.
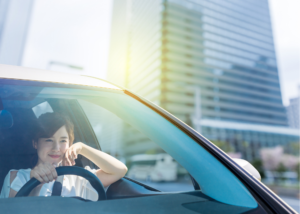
[233,158,261,181]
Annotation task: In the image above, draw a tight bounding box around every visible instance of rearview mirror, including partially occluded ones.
[233,158,261,181]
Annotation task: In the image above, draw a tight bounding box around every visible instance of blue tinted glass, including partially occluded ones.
[0,79,257,208]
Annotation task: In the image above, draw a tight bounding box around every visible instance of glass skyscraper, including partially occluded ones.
[108,0,299,160]
[0,0,34,65]
[286,95,300,129]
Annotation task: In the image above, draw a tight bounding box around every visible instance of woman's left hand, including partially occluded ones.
[62,143,83,166]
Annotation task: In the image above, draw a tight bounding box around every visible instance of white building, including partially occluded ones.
[0,0,34,65]
[286,96,300,129]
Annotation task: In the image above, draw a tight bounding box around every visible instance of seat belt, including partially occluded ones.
[51,175,64,196]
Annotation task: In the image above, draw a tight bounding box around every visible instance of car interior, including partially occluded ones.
[0,97,163,198]
[0,80,262,213]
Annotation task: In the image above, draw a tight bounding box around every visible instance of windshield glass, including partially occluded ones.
[0,79,257,208]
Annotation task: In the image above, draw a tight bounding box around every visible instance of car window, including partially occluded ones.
[78,99,195,192]
[0,80,257,209]
[0,81,193,193]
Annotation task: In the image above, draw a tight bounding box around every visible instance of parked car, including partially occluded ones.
[127,154,177,182]
[0,64,297,213]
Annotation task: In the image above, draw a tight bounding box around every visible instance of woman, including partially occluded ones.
[0,112,127,200]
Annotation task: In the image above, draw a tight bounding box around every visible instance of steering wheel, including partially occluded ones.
[15,166,106,201]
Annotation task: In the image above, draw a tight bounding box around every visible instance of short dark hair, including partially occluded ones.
[33,112,74,145]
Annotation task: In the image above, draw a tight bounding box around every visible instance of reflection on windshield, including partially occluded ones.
[0,80,194,198]
[78,98,194,192]
[0,80,258,208]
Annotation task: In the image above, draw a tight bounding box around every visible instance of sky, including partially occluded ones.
[269,0,300,105]
[22,0,112,78]
[21,0,299,106]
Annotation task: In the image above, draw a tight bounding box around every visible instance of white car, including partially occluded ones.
[128,154,177,182]
[0,64,297,213]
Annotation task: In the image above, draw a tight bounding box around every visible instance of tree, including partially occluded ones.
[290,142,300,156]
[276,162,287,182]
[277,162,287,173]
[251,159,265,179]
[296,163,300,181]
[211,140,235,153]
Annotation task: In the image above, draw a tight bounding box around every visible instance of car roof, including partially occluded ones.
[0,64,122,90]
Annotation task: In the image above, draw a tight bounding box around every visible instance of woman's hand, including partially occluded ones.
[30,162,57,183]
[62,142,83,166]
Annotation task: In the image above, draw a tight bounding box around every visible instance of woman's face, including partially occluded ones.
[33,125,70,165]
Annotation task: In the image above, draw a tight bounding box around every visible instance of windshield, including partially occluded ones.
[0,79,257,208]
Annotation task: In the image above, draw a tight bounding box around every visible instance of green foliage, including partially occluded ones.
[145,149,157,155]
[211,140,235,153]
[276,162,287,181]
[251,159,265,179]
[296,163,300,181]
[277,162,287,173]
[291,142,300,156]
[145,148,164,155]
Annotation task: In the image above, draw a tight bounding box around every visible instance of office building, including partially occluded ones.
[108,0,299,160]
[0,0,34,65]
[286,96,300,129]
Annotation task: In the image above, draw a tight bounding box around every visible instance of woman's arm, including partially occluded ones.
[27,162,57,196]
[9,170,47,197]
[8,171,17,198]
[63,143,128,187]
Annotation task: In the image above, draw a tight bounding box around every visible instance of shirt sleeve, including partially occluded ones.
[10,169,31,192]
[74,166,107,201]
[0,169,30,198]
[0,171,11,198]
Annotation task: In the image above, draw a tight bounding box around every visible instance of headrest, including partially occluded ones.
[0,110,13,129]
[0,98,13,129]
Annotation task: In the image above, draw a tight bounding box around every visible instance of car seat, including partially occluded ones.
[0,108,37,191]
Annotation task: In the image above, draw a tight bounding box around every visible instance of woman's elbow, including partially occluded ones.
[121,165,128,177]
